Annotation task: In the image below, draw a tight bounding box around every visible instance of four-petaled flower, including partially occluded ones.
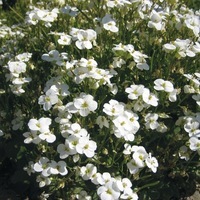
[67,93,98,117]
[38,88,59,111]
[102,14,119,33]
[154,79,174,93]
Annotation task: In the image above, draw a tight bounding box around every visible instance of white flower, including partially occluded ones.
[145,153,159,173]
[58,83,70,97]
[71,93,98,117]
[58,34,72,45]
[25,10,40,25]
[142,88,159,107]
[168,89,178,102]
[163,43,176,52]
[127,159,140,174]
[33,157,51,177]
[163,39,195,58]
[144,113,159,130]
[0,130,4,136]
[136,62,149,71]
[39,192,50,200]
[48,160,68,176]
[36,175,51,188]
[120,188,138,200]
[154,79,174,93]
[184,121,200,137]
[57,140,77,159]
[112,43,126,52]
[38,88,59,111]
[10,85,25,95]
[125,84,144,100]
[113,110,140,141]
[192,42,200,54]
[127,146,149,174]
[12,77,32,85]
[192,94,200,106]
[41,50,63,65]
[97,180,121,200]
[189,137,200,151]
[55,106,72,125]
[103,99,124,117]
[7,61,26,77]
[174,39,191,58]
[78,57,98,68]
[72,58,99,83]
[69,27,80,40]
[15,52,32,62]
[125,110,140,130]
[184,85,195,94]
[113,115,132,132]
[27,8,58,27]
[156,122,168,133]
[133,97,147,112]
[184,14,200,37]
[102,14,119,33]
[96,116,109,128]
[93,172,105,186]
[106,0,131,8]
[42,9,58,23]
[115,178,132,193]
[23,130,41,144]
[39,131,56,143]
[28,117,51,133]
[148,10,165,31]
[112,57,126,68]
[76,136,97,158]
[75,29,97,50]
[178,146,190,161]
[97,172,114,185]
[124,44,135,53]
[68,135,79,151]
[123,143,133,155]
[131,51,149,70]
[61,5,79,17]
[80,163,97,180]
[65,123,88,138]
[132,146,148,168]
[76,190,92,200]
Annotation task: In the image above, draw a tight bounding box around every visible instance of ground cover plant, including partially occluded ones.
[0,0,200,199]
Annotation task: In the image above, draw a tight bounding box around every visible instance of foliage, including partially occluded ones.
[0,0,200,199]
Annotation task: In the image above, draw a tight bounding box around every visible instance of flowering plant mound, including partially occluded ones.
[0,0,200,199]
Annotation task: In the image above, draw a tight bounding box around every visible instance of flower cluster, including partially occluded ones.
[4,53,32,95]
[66,93,98,117]
[24,117,55,144]
[103,99,140,141]
[33,157,68,187]
[26,6,59,27]
[124,144,158,174]
[79,163,139,200]
[125,83,159,110]
[163,39,200,58]
[0,0,199,199]
[69,28,97,50]
[113,43,149,70]
[57,122,97,159]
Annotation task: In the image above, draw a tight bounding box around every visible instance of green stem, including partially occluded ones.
[9,6,24,21]
[137,180,160,191]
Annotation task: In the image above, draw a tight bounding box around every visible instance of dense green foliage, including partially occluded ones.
[0,0,199,199]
